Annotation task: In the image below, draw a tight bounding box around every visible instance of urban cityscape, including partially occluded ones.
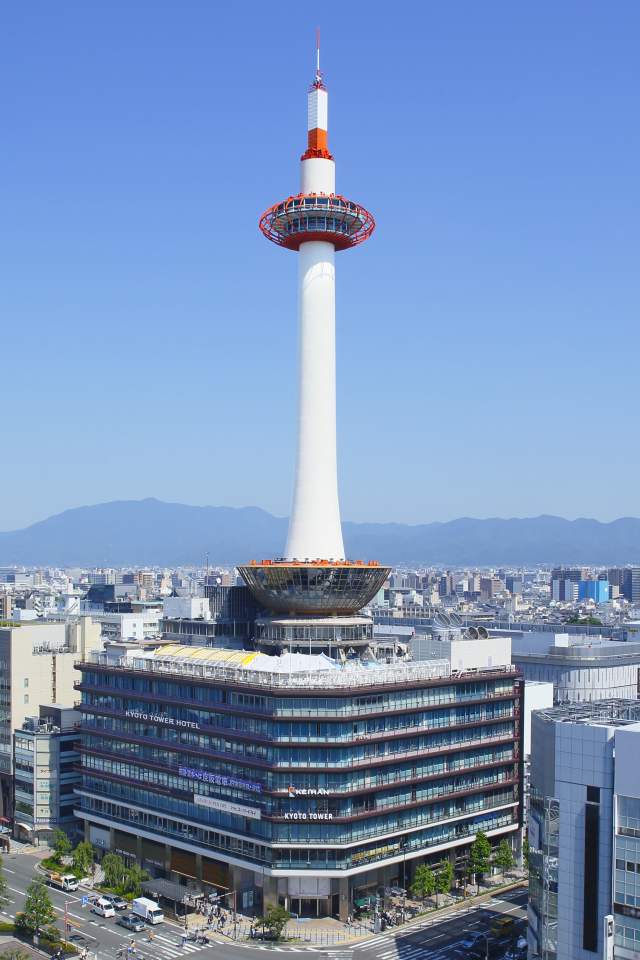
[1,6,638,960]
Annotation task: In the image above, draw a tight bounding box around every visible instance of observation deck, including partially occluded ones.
[259,193,374,251]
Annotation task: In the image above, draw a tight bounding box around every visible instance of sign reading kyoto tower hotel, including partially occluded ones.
[239,40,390,623]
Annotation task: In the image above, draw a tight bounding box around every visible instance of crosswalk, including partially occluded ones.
[369,943,464,960]
[352,920,433,951]
[104,932,223,960]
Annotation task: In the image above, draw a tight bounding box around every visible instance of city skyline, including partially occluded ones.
[2,1,639,531]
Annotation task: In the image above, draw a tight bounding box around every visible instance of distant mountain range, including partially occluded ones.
[0,498,639,567]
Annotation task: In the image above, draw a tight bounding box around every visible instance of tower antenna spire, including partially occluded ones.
[315,27,321,84]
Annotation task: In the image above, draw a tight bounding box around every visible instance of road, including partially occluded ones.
[0,853,527,960]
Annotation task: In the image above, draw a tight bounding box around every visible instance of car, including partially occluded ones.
[91,897,116,919]
[461,931,487,950]
[490,916,515,937]
[104,895,128,911]
[117,913,146,933]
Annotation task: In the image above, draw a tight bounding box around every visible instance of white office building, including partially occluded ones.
[528,700,640,960]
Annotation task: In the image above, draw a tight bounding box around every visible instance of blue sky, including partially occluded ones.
[1,1,639,531]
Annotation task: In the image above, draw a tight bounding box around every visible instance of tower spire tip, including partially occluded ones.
[315,27,322,86]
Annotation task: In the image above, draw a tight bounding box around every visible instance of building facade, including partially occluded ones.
[528,701,640,960]
[13,705,81,843]
[76,645,522,918]
[0,617,100,817]
[511,632,640,704]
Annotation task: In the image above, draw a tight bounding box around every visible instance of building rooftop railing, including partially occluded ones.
[537,698,640,726]
[78,652,517,690]
[82,653,451,688]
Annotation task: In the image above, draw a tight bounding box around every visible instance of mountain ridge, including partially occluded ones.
[1,498,639,566]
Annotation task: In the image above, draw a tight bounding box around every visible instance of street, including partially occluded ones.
[0,853,527,960]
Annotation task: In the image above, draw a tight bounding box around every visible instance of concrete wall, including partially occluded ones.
[410,634,511,671]
[523,682,554,757]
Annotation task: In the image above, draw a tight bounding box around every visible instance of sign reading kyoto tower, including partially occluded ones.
[239,39,389,617]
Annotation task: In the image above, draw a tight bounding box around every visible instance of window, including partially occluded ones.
[23,695,29,704]
[23,678,29,688]
[587,786,600,803]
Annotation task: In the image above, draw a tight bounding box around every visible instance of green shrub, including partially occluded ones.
[0,920,15,932]
[40,937,78,956]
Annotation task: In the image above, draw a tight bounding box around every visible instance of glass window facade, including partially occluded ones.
[76,661,521,881]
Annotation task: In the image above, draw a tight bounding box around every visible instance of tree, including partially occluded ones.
[72,841,95,878]
[469,831,492,885]
[410,864,435,902]
[18,878,57,938]
[494,839,514,878]
[523,836,530,870]
[0,854,8,904]
[51,829,72,863]
[258,906,290,941]
[102,852,126,889]
[434,860,454,906]
[121,863,149,897]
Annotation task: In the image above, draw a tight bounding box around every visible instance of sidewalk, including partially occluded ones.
[350,875,528,946]
[200,874,526,947]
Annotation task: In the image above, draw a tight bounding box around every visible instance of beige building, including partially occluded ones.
[0,617,101,817]
[0,593,12,622]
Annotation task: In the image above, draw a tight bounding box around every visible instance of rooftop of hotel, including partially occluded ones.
[84,642,516,690]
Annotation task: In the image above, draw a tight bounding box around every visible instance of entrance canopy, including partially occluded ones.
[142,878,197,903]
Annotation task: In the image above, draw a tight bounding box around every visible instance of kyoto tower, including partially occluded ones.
[239,39,389,624]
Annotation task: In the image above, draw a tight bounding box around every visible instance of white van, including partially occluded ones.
[131,897,164,924]
[91,897,116,919]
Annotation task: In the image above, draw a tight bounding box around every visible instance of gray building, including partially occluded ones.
[13,705,81,844]
[528,701,640,960]
[510,632,640,704]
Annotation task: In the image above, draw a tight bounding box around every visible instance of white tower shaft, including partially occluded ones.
[284,86,344,560]
[285,238,344,560]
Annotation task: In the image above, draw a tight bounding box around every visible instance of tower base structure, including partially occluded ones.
[254,614,374,658]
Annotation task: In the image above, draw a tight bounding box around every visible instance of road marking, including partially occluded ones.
[4,868,15,874]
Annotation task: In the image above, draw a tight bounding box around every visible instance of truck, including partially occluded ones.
[131,897,164,924]
[47,873,79,892]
